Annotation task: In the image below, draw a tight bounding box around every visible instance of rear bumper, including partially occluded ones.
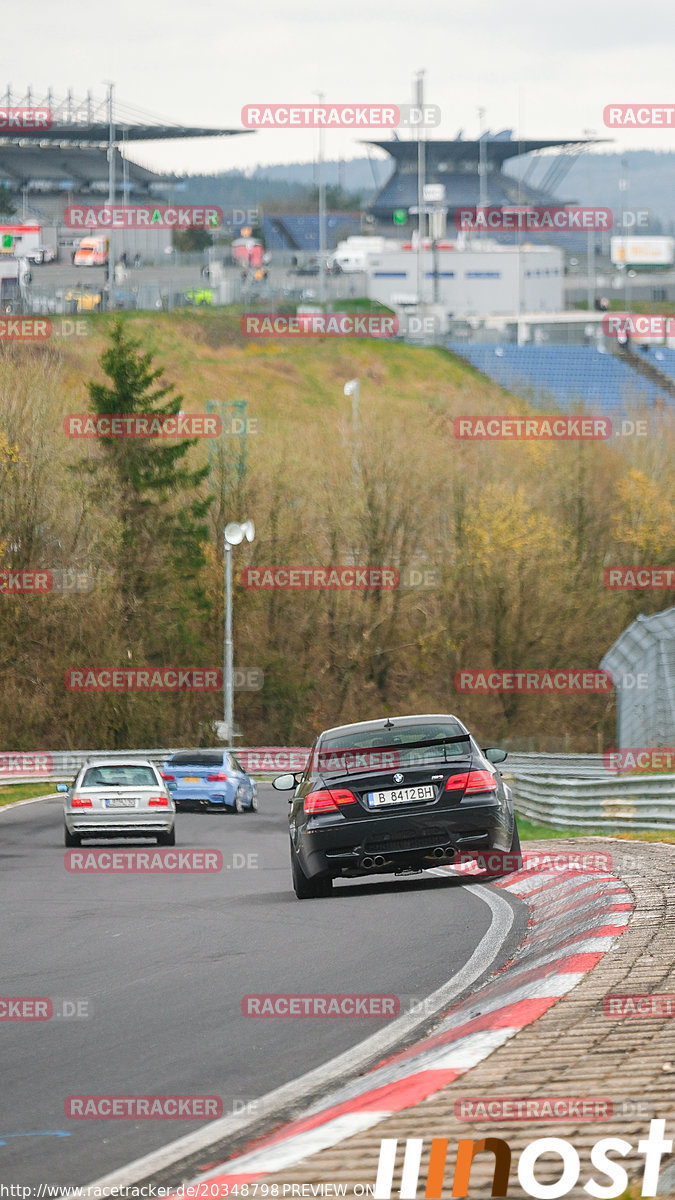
[65,811,174,837]
[294,801,512,879]
[173,791,235,809]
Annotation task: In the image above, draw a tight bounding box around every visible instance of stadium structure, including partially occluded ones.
[256,131,605,254]
[363,130,602,250]
[0,87,250,253]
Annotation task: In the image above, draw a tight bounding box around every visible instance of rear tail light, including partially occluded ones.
[207,772,229,782]
[445,770,497,794]
[148,795,169,806]
[304,788,357,814]
[71,795,93,808]
[161,772,175,781]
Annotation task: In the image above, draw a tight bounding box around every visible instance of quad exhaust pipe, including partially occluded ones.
[430,845,455,859]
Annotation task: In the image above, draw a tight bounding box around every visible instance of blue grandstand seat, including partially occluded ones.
[446,344,672,415]
[262,214,361,252]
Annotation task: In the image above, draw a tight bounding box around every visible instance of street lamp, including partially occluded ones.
[222,519,255,743]
[344,379,359,481]
[314,90,327,304]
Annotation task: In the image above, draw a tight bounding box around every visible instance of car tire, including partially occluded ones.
[64,826,81,847]
[157,827,176,846]
[248,792,259,812]
[234,788,245,814]
[290,842,333,899]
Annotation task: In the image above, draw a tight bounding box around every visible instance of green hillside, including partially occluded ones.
[0,310,672,751]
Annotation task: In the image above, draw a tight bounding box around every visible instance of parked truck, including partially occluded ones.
[73,236,109,267]
[0,224,56,264]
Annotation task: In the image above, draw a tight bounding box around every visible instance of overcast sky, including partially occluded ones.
[5,0,675,176]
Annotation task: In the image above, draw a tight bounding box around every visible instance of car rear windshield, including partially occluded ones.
[81,765,158,787]
[318,722,471,769]
[168,752,224,767]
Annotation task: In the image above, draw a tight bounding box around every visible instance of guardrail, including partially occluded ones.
[1,748,673,830]
[506,772,675,831]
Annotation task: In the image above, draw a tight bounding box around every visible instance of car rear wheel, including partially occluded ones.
[157,827,176,846]
[290,842,333,899]
[249,792,259,812]
[234,788,245,813]
[64,825,81,847]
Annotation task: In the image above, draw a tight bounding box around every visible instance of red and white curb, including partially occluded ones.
[167,858,632,1191]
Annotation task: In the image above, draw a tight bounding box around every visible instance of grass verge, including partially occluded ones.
[517,812,675,844]
[0,783,58,807]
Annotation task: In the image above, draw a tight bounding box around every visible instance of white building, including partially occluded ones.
[366,243,564,318]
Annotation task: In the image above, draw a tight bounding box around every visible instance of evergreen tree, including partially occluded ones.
[85,319,213,635]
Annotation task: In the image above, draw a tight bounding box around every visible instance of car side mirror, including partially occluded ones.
[483,747,507,764]
[272,773,299,790]
[56,783,69,793]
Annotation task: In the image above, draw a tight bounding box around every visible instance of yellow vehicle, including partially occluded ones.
[73,236,109,267]
[64,286,102,313]
[184,287,213,306]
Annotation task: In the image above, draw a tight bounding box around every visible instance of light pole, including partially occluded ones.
[105,81,115,306]
[415,70,426,312]
[583,128,596,311]
[314,90,327,304]
[344,379,359,481]
[223,519,255,742]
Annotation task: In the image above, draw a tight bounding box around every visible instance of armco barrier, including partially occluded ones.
[1,747,673,831]
[505,771,675,831]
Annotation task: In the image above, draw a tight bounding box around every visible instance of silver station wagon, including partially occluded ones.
[59,759,176,847]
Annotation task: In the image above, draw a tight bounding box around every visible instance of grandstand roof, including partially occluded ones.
[0,88,248,145]
[364,134,604,227]
[364,137,595,167]
[0,121,246,145]
[0,88,250,194]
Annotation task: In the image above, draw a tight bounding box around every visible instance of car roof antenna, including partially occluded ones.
[383,718,395,729]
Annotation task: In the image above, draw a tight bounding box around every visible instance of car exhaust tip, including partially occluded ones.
[372,855,387,867]
[361,856,374,869]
